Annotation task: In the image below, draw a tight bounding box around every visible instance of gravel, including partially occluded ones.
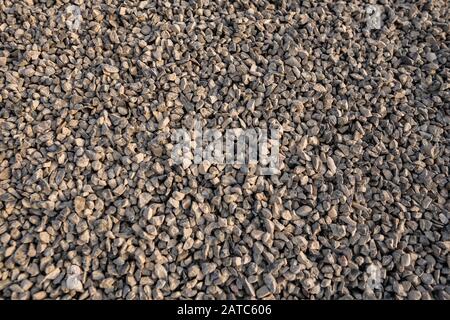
[0,0,449,300]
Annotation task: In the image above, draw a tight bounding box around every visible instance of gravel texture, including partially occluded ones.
[0,0,449,300]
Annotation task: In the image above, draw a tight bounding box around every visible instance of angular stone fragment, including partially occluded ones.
[154,264,167,279]
[263,274,277,293]
[256,285,271,298]
[0,0,447,302]
[39,231,50,243]
[66,276,83,292]
[138,192,152,208]
[296,205,313,217]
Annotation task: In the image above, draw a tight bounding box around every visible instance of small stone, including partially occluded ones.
[313,83,326,93]
[285,56,301,68]
[408,290,422,300]
[198,161,211,175]
[298,252,313,269]
[32,291,47,300]
[298,13,309,24]
[330,224,346,240]
[154,162,164,175]
[69,265,82,276]
[0,0,447,302]
[168,197,179,208]
[326,156,337,175]
[263,274,277,293]
[296,205,313,217]
[103,64,119,73]
[76,156,89,168]
[154,264,167,279]
[0,168,10,180]
[301,278,315,291]
[201,263,217,275]
[242,278,256,297]
[426,52,437,62]
[400,253,411,267]
[66,276,83,292]
[256,285,271,298]
[138,192,152,208]
[39,231,50,243]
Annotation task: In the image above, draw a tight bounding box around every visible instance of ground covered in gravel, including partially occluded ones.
[0,0,449,300]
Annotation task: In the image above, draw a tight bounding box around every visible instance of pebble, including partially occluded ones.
[76,156,89,168]
[103,64,119,73]
[242,278,256,297]
[263,274,278,293]
[400,254,411,267]
[66,276,83,292]
[256,286,271,299]
[155,264,168,279]
[138,193,152,208]
[296,206,313,217]
[74,196,86,214]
